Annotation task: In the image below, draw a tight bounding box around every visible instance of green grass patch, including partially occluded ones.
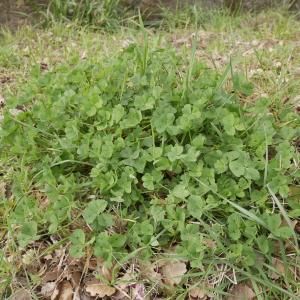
[1,6,300,299]
[0,31,299,298]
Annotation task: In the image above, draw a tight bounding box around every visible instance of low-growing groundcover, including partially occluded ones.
[0,40,300,299]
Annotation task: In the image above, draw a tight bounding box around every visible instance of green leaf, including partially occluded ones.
[134,95,155,110]
[222,113,235,136]
[228,214,241,241]
[109,233,127,248]
[111,104,125,124]
[187,195,205,220]
[233,74,254,96]
[83,200,108,224]
[150,205,165,223]
[137,220,154,236]
[120,108,142,129]
[229,160,245,177]
[214,157,228,174]
[70,229,85,245]
[172,184,190,199]
[265,214,281,232]
[244,167,260,180]
[242,245,256,266]
[182,147,200,164]
[17,221,38,247]
[152,104,176,133]
[152,86,162,99]
[167,145,183,162]
[142,173,154,190]
[94,233,112,266]
[256,235,269,254]
[69,229,85,258]
[149,147,163,160]
[94,213,114,230]
[276,226,294,239]
[191,135,206,149]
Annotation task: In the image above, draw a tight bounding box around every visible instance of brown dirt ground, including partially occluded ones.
[0,0,39,30]
[1,0,299,30]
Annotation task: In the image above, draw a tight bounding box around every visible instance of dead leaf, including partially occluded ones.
[9,108,23,116]
[80,51,87,60]
[112,269,135,299]
[43,268,63,283]
[132,284,146,300]
[161,261,187,286]
[85,257,114,281]
[67,270,81,287]
[10,289,32,300]
[33,189,50,210]
[58,281,73,300]
[85,281,116,298]
[293,67,300,77]
[41,282,57,298]
[51,287,60,300]
[140,261,162,282]
[189,287,207,299]
[112,290,129,300]
[22,249,36,265]
[203,239,216,249]
[268,258,286,280]
[121,39,134,48]
[0,76,11,84]
[73,290,81,300]
[0,182,6,198]
[295,222,300,234]
[16,0,25,7]
[40,62,48,71]
[81,293,93,300]
[100,265,113,282]
[227,284,255,300]
[44,254,53,261]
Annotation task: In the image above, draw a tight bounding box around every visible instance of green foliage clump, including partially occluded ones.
[1,41,299,279]
[45,0,124,27]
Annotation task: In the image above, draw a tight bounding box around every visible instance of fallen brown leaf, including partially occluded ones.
[67,270,81,288]
[0,76,11,84]
[41,282,57,299]
[295,222,300,234]
[85,281,116,297]
[203,239,217,249]
[16,0,25,7]
[10,289,32,300]
[81,293,93,300]
[73,290,81,300]
[44,254,53,261]
[227,283,255,300]
[161,261,187,286]
[58,281,73,300]
[189,287,207,299]
[0,182,5,197]
[43,268,63,283]
[113,269,135,299]
[112,291,128,300]
[51,286,60,300]
[132,283,147,300]
[140,261,162,282]
[293,67,300,77]
[268,258,286,280]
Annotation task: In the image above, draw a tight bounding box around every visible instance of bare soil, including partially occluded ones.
[0,0,38,30]
[0,0,299,30]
